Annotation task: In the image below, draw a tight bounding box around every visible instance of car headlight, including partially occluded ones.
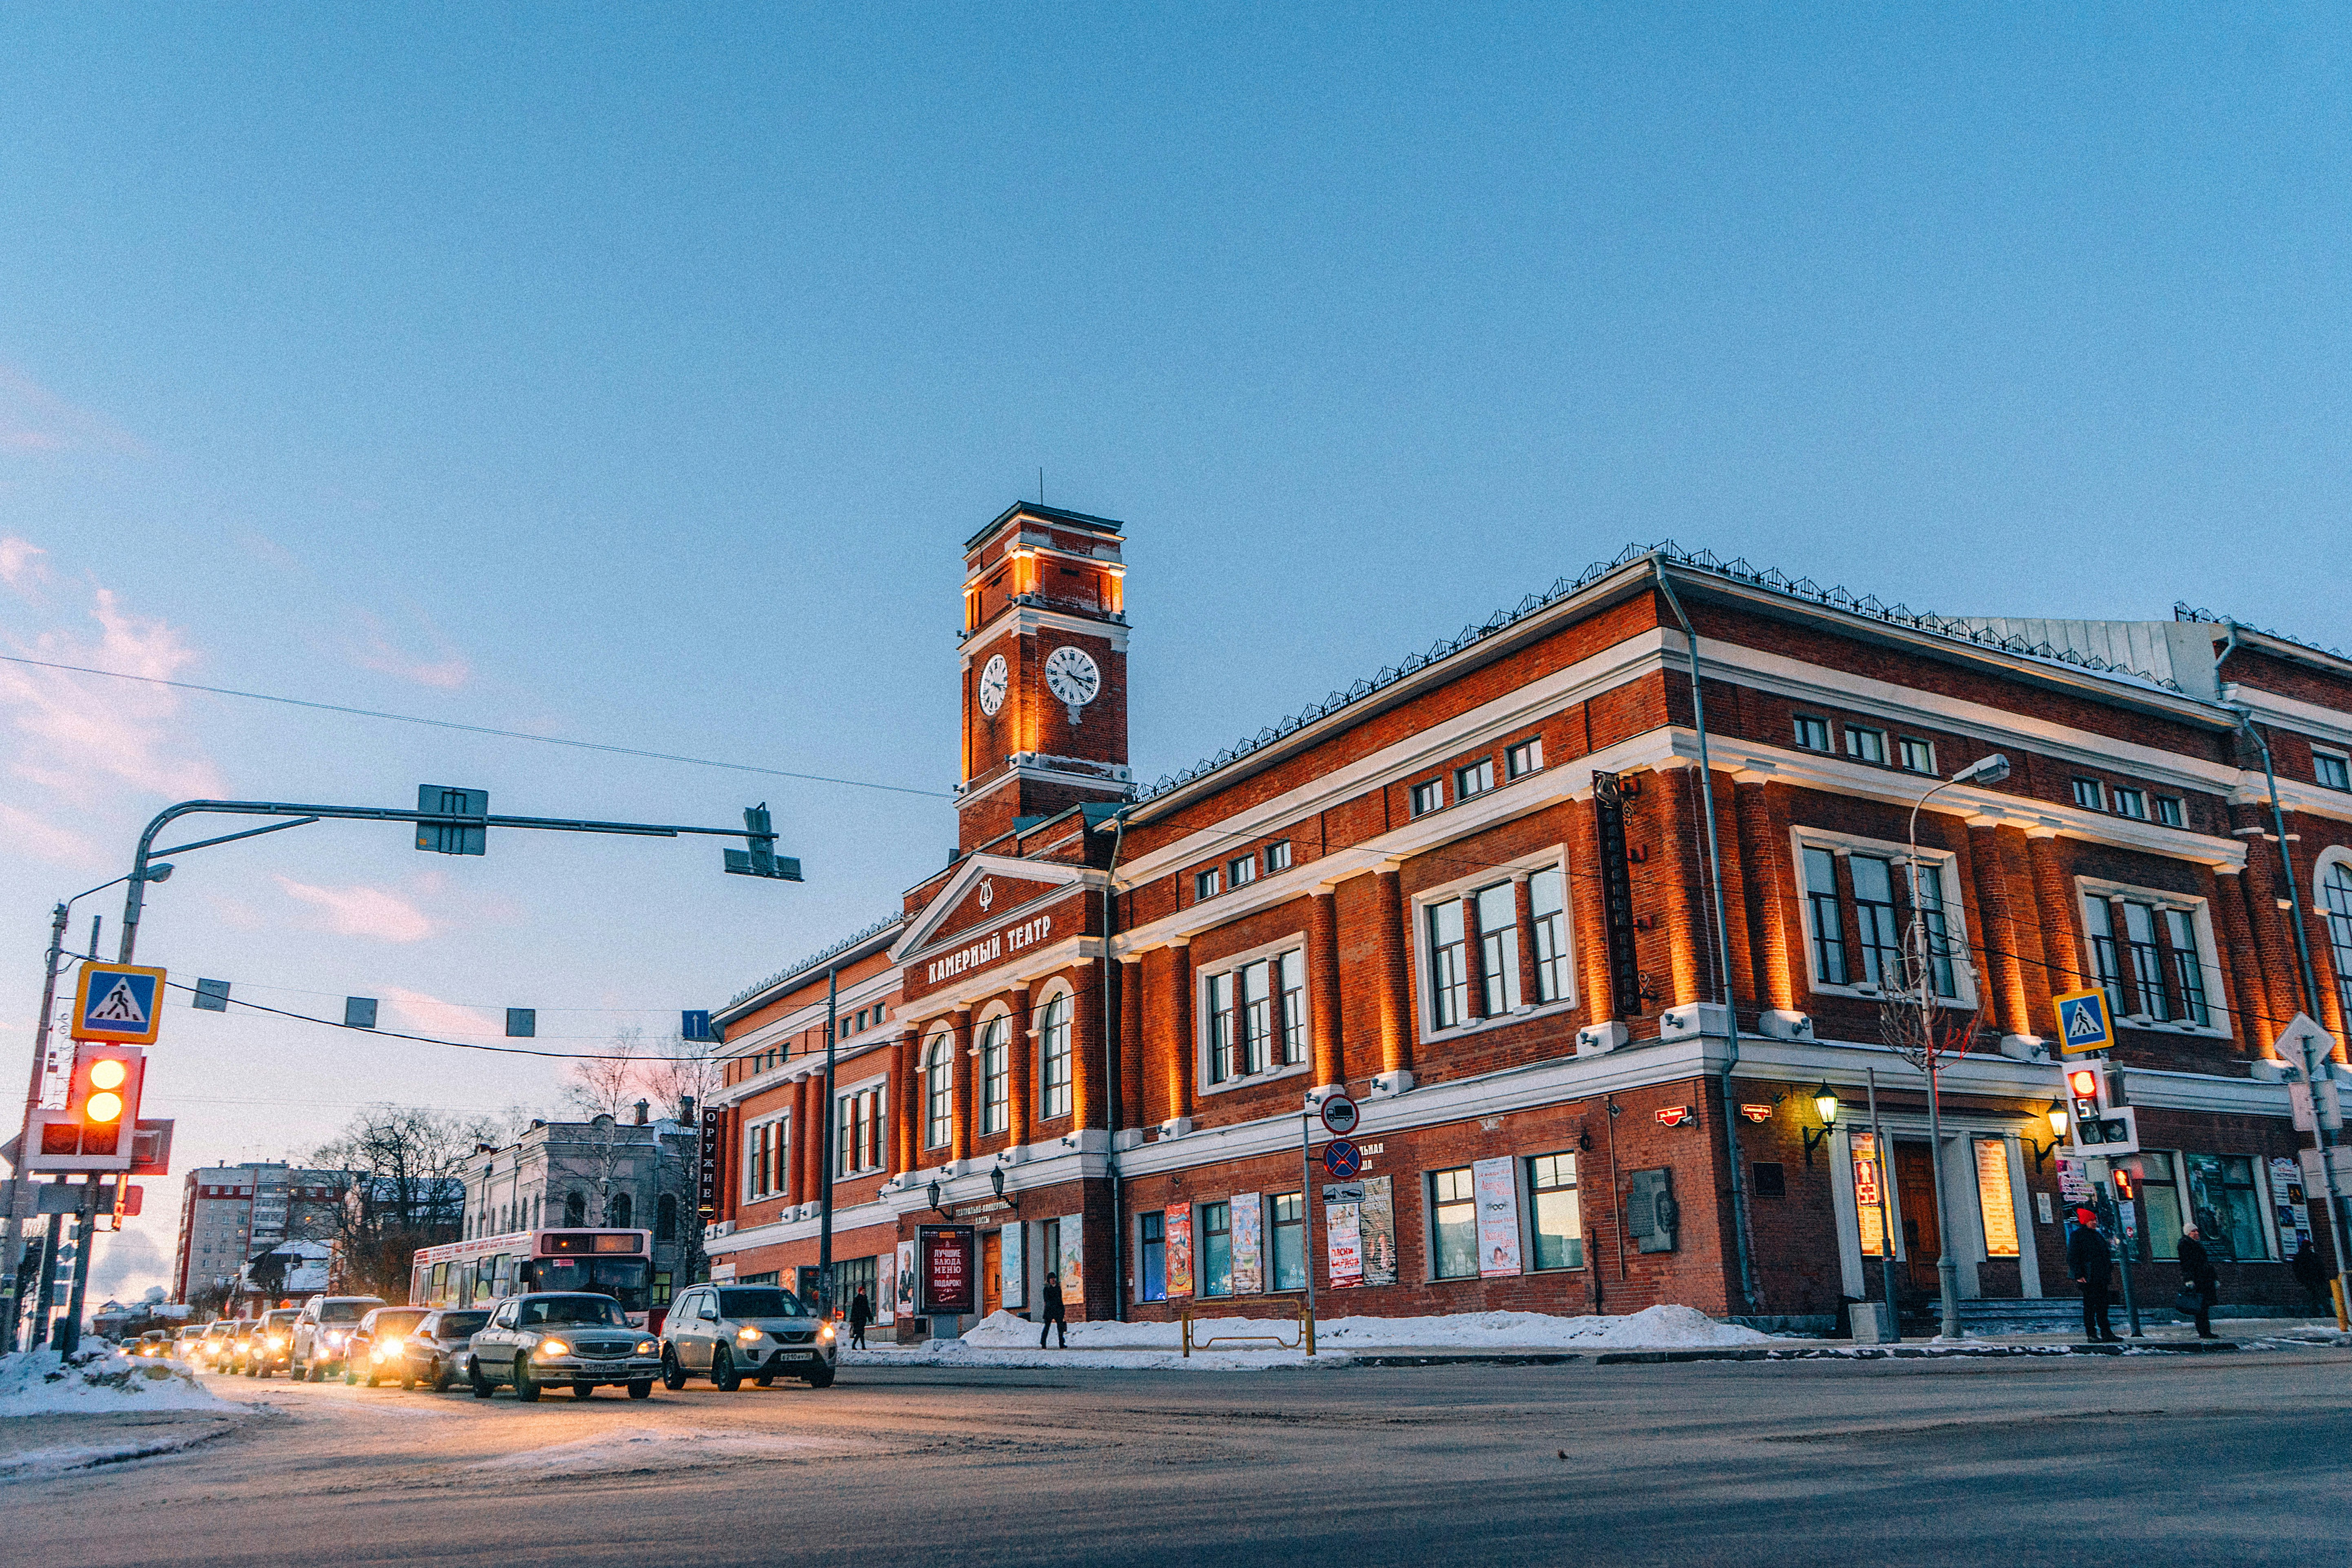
[536,1339,570,1358]
[818,1322,836,1341]
[324,1331,345,1347]
[267,1336,285,1349]
[736,1326,764,1343]
[634,1340,657,1355]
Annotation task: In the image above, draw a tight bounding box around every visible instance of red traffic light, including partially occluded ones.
[66,1045,145,1156]
[2068,1068,2099,1098]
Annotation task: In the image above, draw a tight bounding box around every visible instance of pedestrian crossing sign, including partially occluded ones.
[2054,987,2112,1057]
[71,964,167,1045]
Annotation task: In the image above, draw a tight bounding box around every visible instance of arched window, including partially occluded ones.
[608,1191,633,1229]
[2324,858,2352,1028]
[924,1034,953,1149]
[564,1190,586,1227]
[1038,992,1073,1120]
[657,1193,678,1242]
[979,1016,1010,1135]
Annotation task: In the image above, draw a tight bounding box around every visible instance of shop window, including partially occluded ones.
[1455,759,1494,801]
[1266,840,1293,873]
[2135,1151,2185,1262]
[1793,715,1831,752]
[1270,1193,1305,1291]
[2071,777,2107,810]
[1530,867,1569,1003]
[1139,1212,1167,1303]
[1229,854,1257,889]
[2185,1154,2270,1262]
[1430,1167,1478,1280]
[1845,727,1888,765]
[1971,1141,2017,1257]
[1898,737,1936,774]
[1038,993,1073,1120]
[1506,737,1544,779]
[1527,1154,1584,1269]
[1410,779,1444,817]
[1199,1202,1233,1297]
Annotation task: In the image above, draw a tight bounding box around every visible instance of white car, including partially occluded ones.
[659,1284,837,1390]
[464,1293,662,1401]
[290,1294,387,1381]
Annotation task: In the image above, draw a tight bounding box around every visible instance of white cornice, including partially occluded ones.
[961,604,1130,657]
[2224,683,2352,750]
[893,852,1104,961]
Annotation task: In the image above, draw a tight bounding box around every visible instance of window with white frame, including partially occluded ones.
[2154,796,2185,827]
[1530,866,1569,1002]
[2317,750,2352,793]
[1194,867,1221,900]
[1037,991,1073,1120]
[1238,960,1272,1074]
[1897,736,1936,774]
[1199,943,1308,1088]
[2324,859,2352,1030]
[1455,759,1494,800]
[1430,1167,1477,1279]
[2080,884,2220,1029]
[1795,834,1967,1001]
[1228,854,1257,889]
[978,1015,1010,1135]
[1266,840,1292,873]
[1476,882,1521,1016]
[2112,787,2148,820]
[1793,715,1830,751]
[744,1115,787,1201]
[1410,779,1443,817]
[922,1033,953,1149]
[836,1084,884,1177]
[1205,971,1234,1083]
[1802,847,1847,985]
[1506,737,1544,779]
[1845,726,1888,765]
[1848,854,1903,989]
[1426,900,1469,1028]
[1278,950,1306,1062]
[2071,777,2106,810]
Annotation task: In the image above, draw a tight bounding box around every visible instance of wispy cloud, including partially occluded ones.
[0,584,223,800]
[0,537,49,593]
[0,365,146,458]
[0,801,98,863]
[349,610,471,690]
[273,875,435,942]
[383,986,496,1038]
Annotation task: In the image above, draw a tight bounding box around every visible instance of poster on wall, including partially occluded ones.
[1852,1132,1888,1256]
[1230,1192,1264,1294]
[917,1224,977,1315]
[1058,1212,1085,1314]
[1473,1158,1523,1278]
[1326,1198,1364,1287]
[2056,1157,2094,1207]
[1002,1222,1026,1313]
[1165,1205,1194,1297]
[2270,1157,2315,1254]
[876,1247,896,1323]
[1360,1175,1397,1286]
[894,1240,916,1318]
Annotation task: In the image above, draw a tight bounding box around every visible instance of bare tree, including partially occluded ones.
[313,1106,499,1301]
[561,1030,653,1225]
[642,1027,720,1124]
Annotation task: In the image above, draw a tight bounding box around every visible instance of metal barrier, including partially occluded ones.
[1178,1296,1317,1357]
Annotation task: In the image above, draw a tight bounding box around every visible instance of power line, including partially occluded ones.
[0,650,952,801]
[162,978,681,1061]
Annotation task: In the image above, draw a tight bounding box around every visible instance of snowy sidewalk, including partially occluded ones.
[0,1347,249,1476]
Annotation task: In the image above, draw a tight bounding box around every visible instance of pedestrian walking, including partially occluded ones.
[2291,1238,2328,1317]
[1039,1272,1067,1349]
[848,1287,872,1350]
[2068,1206,2120,1343]
[2176,1224,2219,1339]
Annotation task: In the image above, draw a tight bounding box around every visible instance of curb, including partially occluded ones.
[1592,1340,2243,1364]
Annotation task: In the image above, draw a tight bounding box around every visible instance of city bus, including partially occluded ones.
[409,1228,658,1326]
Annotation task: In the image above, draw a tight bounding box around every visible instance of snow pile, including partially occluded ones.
[0,1347,237,1415]
[951,1303,1770,1353]
[478,1427,851,1478]
[0,1430,226,1476]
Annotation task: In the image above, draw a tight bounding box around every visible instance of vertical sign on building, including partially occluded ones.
[1229,1193,1263,1295]
[1852,1132,1885,1256]
[1592,771,1642,1017]
[1359,1175,1397,1286]
[1325,1194,1364,1287]
[1473,1158,1523,1278]
[1057,1214,1085,1315]
[697,1105,725,1221]
[1165,1206,1194,1298]
[917,1224,977,1315]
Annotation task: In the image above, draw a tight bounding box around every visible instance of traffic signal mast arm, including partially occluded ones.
[116,794,799,962]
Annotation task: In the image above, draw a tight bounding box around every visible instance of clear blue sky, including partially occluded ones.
[2,7,2345,1298]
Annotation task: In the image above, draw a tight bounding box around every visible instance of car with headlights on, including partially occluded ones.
[192,1320,236,1369]
[396,1307,489,1391]
[464,1293,660,1402]
[343,1306,429,1386]
[219,1319,257,1373]
[132,1329,171,1358]
[290,1294,386,1381]
[659,1283,837,1390]
[247,1308,302,1377]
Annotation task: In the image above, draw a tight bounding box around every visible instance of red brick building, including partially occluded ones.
[703,506,2351,1332]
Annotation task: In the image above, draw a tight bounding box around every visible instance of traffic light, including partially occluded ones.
[2062,1060,2139,1155]
[723,803,803,881]
[66,1044,146,1157]
[2111,1166,2136,1204]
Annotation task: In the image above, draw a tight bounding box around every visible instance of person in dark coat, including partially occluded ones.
[2292,1240,2329,1317]
[847,1288,872,1350]
[2177,1224,2219,1339]
[1039,1272,1067,1349]
[2068,1206,2119,1343]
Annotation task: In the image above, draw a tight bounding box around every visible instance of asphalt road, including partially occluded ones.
[12,1350,2352,1567]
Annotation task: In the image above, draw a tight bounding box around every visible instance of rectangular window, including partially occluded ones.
[979,1019,1010,1135]
[1972,1140,2018,1257]
[1199,1202,1233,1297]
[1139,1211,1166,1303]
[2184,1154,2270,1262]
[2317,752,2352,792]
[2122,902,2168,1020]
[1427,901,1468,1028]
[2085,898,2125,1018]
[1793,715,1831,752]
[2113,787,2148,820]
[1229,854,1257,889]
[2163,909,2211,1025]
[2138,1150,2184,1262]
[1430,1168,1478,1280]
[1530,866,1568,1003]
[2154,796,2184,827]
[2071,777,2107,810]
[1269,1193,1305,1291]
[1039,993,1073,1119]
[1278,951,1306,1065]
[1849,854,1901,989]
[1803,847,1848,986]
[1238,959,1272,1075]
[1205,972,1234,1084]
[1527,1153,1584,1270]
[1475,881,1522,1016]
[1194,867,1221,900]
[1455,759,1495,800]
[1266,840,1292,873]
[1410,779,1444,817]
[1845,727,1888,765]
[1897,737,1936,774]
[1506,738,1544,778]
[1913,862,1957,999]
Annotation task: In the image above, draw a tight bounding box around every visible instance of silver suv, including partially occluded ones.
[464,1293,661,1402]
[659,1284,836,1390]
[290,1294,386,1381]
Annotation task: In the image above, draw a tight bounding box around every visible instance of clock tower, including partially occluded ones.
[957,502,1131,853]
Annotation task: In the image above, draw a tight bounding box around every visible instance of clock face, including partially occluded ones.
[977,655,1010,717]
[1044,645,1101,709]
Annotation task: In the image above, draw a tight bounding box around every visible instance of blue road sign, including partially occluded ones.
[1322,1138,1363,1180]
[681,1010,715,1042]
[2055,988,2113,1056]
[72,965,165,1044]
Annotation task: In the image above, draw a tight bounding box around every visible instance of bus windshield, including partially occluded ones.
[525,1256,650,1311]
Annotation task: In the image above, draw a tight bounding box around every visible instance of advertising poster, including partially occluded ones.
[2057,1157,2094,1207]
[1230,1192,1264,1294]
[894,1240,916,1317]
[1001,1222,1025,1312]
[1058,1213,1085,1314]
[1165,1205,1194,1297]
[876,1247,896,1323]
[1852,1132,1887,1256]
[1360,1175,1397,1286]
[2270,1157,2314,1253]
[1326,1199,1364,1287]
[918,1224,977,1314]
[1473,1158,1523,1278]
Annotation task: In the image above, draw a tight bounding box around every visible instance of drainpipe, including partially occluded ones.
[2217,624,2350,1303]
[1101,811,1129,1322]
[1651,553,1762,1317]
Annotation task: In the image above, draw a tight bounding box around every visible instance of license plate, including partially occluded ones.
[580,1360,625,1374]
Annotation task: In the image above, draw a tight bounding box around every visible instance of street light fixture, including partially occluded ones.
[1801,1082,1841,1167]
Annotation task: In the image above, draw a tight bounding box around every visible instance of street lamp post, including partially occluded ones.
[1899,752,2010,1342]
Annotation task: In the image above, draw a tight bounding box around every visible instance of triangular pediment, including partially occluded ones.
[893,854,1101,960]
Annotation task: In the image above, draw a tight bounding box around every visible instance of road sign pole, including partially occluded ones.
[2,900,71,1353]
[55,1177,98,1356]
[2111,1170,2143,1338]
[818,966,836,1322]
[1299,1108,1316,1356]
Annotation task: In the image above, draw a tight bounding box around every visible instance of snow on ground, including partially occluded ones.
[0,1429,229,1476]
[0,1348,239,1416]
[477,1427,855,1478]
[843,1304,1777,1371]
